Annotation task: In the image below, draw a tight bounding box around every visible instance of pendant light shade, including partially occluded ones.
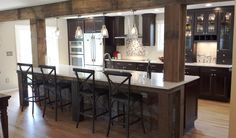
[75,26,83,39]
[55,18,60,37]
[129,10,138,38]
[101,25,109,38]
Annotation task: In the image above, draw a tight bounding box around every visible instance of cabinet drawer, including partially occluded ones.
[151,64,163,72]
[136,63,147,71]
[185,66,200,75]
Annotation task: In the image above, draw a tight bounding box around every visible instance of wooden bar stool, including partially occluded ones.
[17,63,45,115]
[104,70,145,138]
[73,68,108,133]
[39,65,71,121]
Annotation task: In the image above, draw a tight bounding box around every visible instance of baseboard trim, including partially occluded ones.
[0,88,18,93]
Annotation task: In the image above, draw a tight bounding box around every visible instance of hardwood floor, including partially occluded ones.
[0,91,229,138]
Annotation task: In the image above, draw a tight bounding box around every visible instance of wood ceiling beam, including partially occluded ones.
[0,0,231,22]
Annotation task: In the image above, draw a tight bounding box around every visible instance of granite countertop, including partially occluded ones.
[31,64,199,90]
[106,59,232,68]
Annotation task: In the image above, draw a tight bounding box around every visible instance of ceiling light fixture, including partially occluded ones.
[101,13,109,38]
[130,10,138,38]
[55,17,60,37]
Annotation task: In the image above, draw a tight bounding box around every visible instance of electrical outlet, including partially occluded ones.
[5,78,9,83]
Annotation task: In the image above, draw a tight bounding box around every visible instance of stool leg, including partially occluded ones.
[107,101,112,137]
[32,100,34,116]
[43,91,47,118]
[140,99,145,133]
[92,95,95,133]
[76,96,81,128]
[123,104,125,128]
[126,103,130,138]
[55,88,58,121]
[60,90,63,112]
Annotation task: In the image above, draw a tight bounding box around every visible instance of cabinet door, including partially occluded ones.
[211,69,231,101]
[199,68,212,97]
[186,11,194,49]
[151,64,163,73]
[114,16,125,46]
[123,62,136,70]
[84,19,95,33]
[194,12,205,35]
[185,66,200,76]
[94,18,104,33]
[205,11,218,35]
[218,7,234,51]
[136,63,147,71]
[142,14,156,46]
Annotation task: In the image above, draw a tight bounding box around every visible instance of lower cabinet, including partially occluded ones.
[106,61,231,102]
[199,67,231,101]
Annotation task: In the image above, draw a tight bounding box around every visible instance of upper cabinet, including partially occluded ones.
[217,6,234,64]
[194,9,218,36]
[142,14,156,46]
[185,11,195,63]
[113,16,125,46]
[67,19,84,41]
[84,17,104,33]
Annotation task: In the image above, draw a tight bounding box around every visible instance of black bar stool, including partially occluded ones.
[104,70,145,138]
[17,63,44,115]
[39,65,71,121]
[73,68,108,133]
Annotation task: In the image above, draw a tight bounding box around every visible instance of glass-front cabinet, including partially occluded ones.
[217,6,234,64]
[218,7,234,50]
[194,10,218,35]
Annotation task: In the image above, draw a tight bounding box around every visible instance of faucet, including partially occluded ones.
[103,53,112,71]
[146,59,152,79]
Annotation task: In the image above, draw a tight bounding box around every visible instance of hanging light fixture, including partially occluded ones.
[101,13,109,38]
[55,17,60,37]
[130,10,138,38]
[75,26,83,39]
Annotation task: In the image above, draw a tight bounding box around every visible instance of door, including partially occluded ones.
[93,33,104,66]
[199,68,212,97]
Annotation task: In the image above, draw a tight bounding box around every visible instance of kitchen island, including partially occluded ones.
[17,65,199,138]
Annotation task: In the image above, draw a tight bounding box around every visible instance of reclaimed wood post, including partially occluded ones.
[30,19,47,66]
[164,3,186,82]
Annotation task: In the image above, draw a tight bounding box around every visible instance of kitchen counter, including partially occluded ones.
[31,64,199,90]
[17,64,200,138]
[106,59,232,68]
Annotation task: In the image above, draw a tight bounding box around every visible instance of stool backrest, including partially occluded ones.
[39,65,57,86]
[17,63,34,86]
[103,71,132,100]
[73,68,95,95]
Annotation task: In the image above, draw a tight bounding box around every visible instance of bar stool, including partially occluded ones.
[73,68,108,133]
[17,63,44,115]
[39,65,71,121]
[104,70,145,138]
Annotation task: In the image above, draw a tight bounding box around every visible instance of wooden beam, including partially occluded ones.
[164,3,186,82]
[30,19,47,66]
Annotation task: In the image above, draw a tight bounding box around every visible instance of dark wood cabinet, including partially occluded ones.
[194,9,218,36]
[136,63,147,71]
[199,67,231,101]
[114,16,125,46]
[217,6,234,64]
[67,19,84,41]
[185,11,195,63]
[142,14,156,46]
[185,66,200,76]
[84,17,104,33]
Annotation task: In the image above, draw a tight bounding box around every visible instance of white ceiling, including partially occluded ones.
[0,0,68,11]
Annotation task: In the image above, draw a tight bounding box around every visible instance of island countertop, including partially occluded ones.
[30,64,199,90]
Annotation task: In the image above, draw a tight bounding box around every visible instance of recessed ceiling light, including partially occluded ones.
[205,3,212,7]
[154,9,160,12]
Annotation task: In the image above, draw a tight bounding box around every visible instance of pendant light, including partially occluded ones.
[75,26,83,39]
[130,10,138,38]
[101,13,109,38]
[55,17,60,37]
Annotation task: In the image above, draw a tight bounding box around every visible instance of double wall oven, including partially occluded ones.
[69,40,84,66]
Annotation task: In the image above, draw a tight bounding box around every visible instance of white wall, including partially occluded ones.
[0,20,29,91]
[229,1,236,137]
[46,18,69,65]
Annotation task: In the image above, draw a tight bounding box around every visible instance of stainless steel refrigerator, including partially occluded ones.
[84,33,104,66]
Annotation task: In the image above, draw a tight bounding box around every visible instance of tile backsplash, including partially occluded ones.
[196,42,217,63]
[116,45,163,61]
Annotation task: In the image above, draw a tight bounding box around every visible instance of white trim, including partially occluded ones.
[0,88,18,93]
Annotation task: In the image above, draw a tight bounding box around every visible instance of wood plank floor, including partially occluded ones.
[0,91,229,138]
